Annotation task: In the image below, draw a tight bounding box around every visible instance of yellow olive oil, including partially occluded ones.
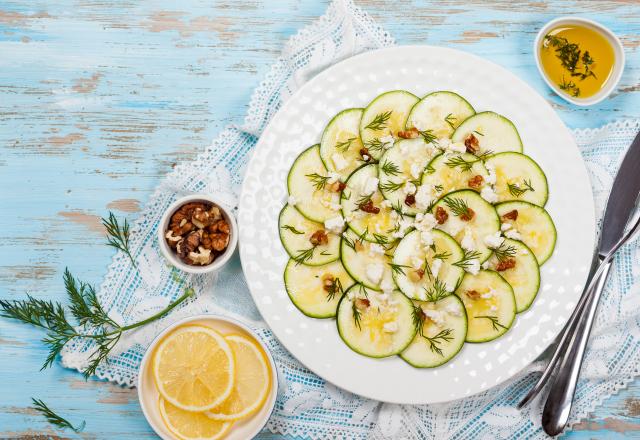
[539,24,615,99]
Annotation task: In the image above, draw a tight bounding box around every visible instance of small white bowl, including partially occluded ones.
[534,16,625,106]
[137,314,278,440]
[158,194,238,274]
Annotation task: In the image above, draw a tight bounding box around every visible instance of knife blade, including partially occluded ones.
[599,130,640,255]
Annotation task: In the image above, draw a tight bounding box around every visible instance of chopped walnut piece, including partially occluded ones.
[310,229,329,246]
[355,298,371,310]
[165,230,182,248]
[466,289,481,300]
[464,133,480,154]
[502,209,519,221]
[359,148,371,162]
[496,258,516,271]
[408,269,424,282]
[176,231,201,260]
[468,175,484,189]
[359,199,380,214]
[322,274,336,292]
[404,193,416,207]
[189,246,213,265]
[397,127,420,139]
[435,206,449,224]
[354,240,365,252]
[460,207,475,222]
[329,181,347,192]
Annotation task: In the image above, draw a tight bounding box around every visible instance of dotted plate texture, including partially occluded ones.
[238,45,595,404]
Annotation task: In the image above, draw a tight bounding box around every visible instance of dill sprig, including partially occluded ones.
[325,277,343,302]
[305,173,330,191]
[365,111,392,131]
[0,269,195,378]
[380,160,400,176]
[424,278,450,302]
[102,212,137,268]
[355,192,374,206]
[389,262,409,276]
[32,398,86,433]
[372,233,389,247]
[443,197,471,218]
[365,137,385,152]
[379,180,404,193]
[281,224,304,235]
[444,155,478,172]
[293,245,329,265]
[335,137,356,152]
[412,305,453,357]
[352,300,362,330]
[559,76,580,97]
[432,250,452,261]
[473,130,484,137]
[453,249,482,270]
[494,242,517,262]
[476,315,507,332]
[434,184,444,193]
[418,129,438,144]
[444,113,457,130]
[508,179,535,197]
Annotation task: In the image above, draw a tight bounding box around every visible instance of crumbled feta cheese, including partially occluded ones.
[380,199,392,209]
[448,220,464,236]
[410,163,423,179]
[520,248,529,256]
[421,307,445,326]
[481,290,495,299]
[287,195,297,206]
[445,282,456,292]
[431,258,443,278]
[501,222,512,232]
[380,277,394,293]
[480,186,499,204]
[445,302,462,317]
[481,261,490,269]
[365,263,384,284]
[368,243,386,256]
[362,176,379,196]
[380,134,395,149]
[420,230,434,246]
[363,154,370,162]
[403,181,417,195]
[331,153,349,171]
[504,228,522,240]
[484,231,505,249]
[324,215,345,233]
[461,226,475,250]
[465,258,480,275]
[437,137,451,149]
[383,321,398,333]
[327,172,341,184]
[485,163,496,185]
[449,141,466,153]
[418,290,428,301]
[414,212,436,232]
[414,184,433,210]
[411,256,423,270]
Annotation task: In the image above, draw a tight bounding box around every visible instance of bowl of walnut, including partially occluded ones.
[159,194,238,274]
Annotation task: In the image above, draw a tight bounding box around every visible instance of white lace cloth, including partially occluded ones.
[60,1,640,438]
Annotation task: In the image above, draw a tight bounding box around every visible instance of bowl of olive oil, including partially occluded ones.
[534,17,624,106]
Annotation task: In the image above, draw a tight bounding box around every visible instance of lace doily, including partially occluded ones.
[59,1,640,438]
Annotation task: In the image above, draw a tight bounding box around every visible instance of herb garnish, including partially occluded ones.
[281,224,305,235]
[418,129,438,145]
[544,33,597,97]
[380,160,400,176]
[444,113,457,130]
[379,180,404,193]
[444,155,478,172]
[365,111,392,131]
[305,173,330,191]
[453,249,482,270]
[494,242,517,262]
[412,305,454,357]
[508,178,535,197]
[443,197,472,218]
[102,212,137,268]
[32,398,86,432]
[476,315,507,332]
[335,137,356,152]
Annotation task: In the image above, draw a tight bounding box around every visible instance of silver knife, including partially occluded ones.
[541,129,640,436]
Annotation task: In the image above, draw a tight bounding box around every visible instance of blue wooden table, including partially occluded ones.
[1,0,639,438]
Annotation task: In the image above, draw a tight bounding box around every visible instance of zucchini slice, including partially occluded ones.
[496,201,556,265]
[422,152,489,197]
[359,90,419,160]
[451,111,523,154]
[278,205,340,266]
[341,164,397,243]
[486,238,540,313]
[432,190,501,262]
[406,91,475,139]
[485,152,549,206]
[392,229,464,300]
[287,144,341,223]
[320,108,366,180]
[378,138,439,215]
[400,295,467,368]
[337,285,416,358]
[340,229,394,291]
[455,270,516,342]
[284,259,355,318]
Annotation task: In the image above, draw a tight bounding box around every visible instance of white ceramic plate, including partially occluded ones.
[138,315,278,439]
[238,45,595,404]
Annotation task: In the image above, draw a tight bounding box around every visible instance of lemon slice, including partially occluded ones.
[205,334,272,421]
[153,325,235,411]
[159,397,232,440]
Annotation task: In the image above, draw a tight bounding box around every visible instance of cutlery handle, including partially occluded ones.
[541,259,613,436]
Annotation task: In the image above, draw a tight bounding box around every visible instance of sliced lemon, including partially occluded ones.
[159,397,232,440]
[205,334,272,421]
[153,325,235,411]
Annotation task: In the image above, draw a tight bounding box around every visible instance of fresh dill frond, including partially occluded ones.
[326,277,343,302]
[335,137,356,152]
[293,246,317,265]
[476,315,507,332]
[372,233,389,246]
[31,398,85,433]
[508,179,535,197]
[424,278,450,302]
[494,242,517,262]
[380,160,400,176]
[305,173,330,191]
[434,184,444,193]
[281,224,304,235]
[453,249,482,270]
[355,192,374,207]
[102,212,137,268]
[418,129,438,144]
[432,250,452,261]
[443,197,471,218]
[444,113,457,130]
[389,263,409,276]
[473,130,484,137]
[444,155,477,172]
[365,111,392,131]
[379,180,404,193]
[352,300,362,330]
[424,328,454,357]
[365,137,385,152]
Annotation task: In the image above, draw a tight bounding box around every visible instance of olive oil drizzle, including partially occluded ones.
[543,34,597,98]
